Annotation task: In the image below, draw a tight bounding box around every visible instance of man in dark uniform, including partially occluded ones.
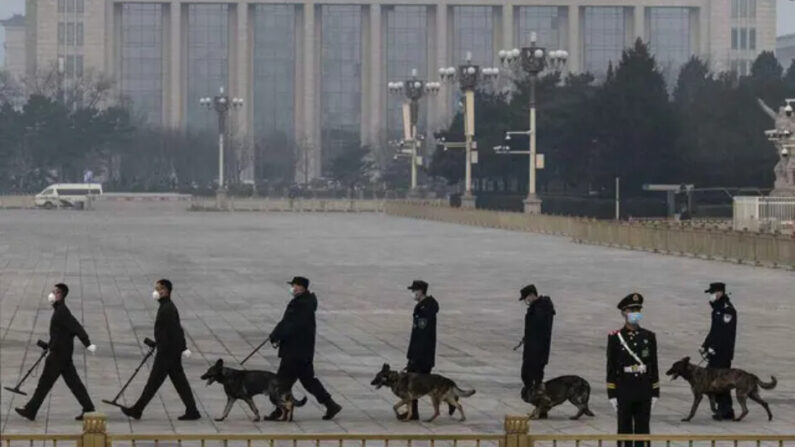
[519,284,555,417]
[700,282,737,421]
[15,283,97,421]
[606,293,659,447]
[266,276,342,421]
[121,279,201,421]
[404,280,439,420]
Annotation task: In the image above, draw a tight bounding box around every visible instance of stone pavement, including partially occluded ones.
[1,205,793,435]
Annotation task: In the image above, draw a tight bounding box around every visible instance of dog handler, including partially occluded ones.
[404,280,439,420]
[266,276,342,421]
[15,283,97,421]
[700,282,737,421]
[606,293,659,447]
[121,279,201,421]
[518,284,555,411]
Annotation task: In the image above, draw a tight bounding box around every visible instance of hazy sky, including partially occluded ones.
[0,0,793,66]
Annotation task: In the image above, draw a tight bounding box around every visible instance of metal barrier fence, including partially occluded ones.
[733,196,795,232]
[384,201,795,269]
[189,197,386,213]
[2,415,793,447]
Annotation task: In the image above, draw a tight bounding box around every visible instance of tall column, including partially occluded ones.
[168,1,183,128]
[432,3,449,129]
[301,2,321,179]
[366,3,383,148]
[234,2,253,182]
[501,4,513,52]
[567,5,580,73]
[634,5,646,42]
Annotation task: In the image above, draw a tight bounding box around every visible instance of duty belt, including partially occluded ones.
[623,365,647,373]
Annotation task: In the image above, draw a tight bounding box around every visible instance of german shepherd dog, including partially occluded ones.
[370,363,476,422]
[200,359,307,422]
[521,375,595,420]
[666,357,777,422]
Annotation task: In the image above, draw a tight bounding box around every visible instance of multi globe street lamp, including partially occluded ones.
[438,52,500,208]
[499,32,567,213]
[200,86,244,205]
[387,68,441,193]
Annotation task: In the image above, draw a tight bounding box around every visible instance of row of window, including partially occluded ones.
[730,59,750,76]
[59,54,84,77]
[730,0,757,19]
[58,22,84,46]
[58,0,85,14]
[731,27,756,50]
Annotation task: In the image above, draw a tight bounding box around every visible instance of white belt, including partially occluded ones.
[623,365,647,373]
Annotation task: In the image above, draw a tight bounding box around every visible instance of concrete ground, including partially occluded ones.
[1,204,793,436]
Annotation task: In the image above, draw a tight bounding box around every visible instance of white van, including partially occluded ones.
[34,183,103,209]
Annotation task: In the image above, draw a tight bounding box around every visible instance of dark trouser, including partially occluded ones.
[521,360,545,389]
[407,362,432,417]
[708,358,734,417]
[617,398,651,447]
[131,354,197,414]
[277,358,332,405]
[24,355,94,417]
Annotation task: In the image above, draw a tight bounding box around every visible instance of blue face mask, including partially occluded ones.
[626,312,642,325]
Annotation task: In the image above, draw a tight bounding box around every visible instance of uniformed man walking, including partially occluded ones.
[518,284,555,416]
[121,279,201,421]
[606,293,659,447]
[15,283,97,421]
[266,276,342,420]
[404,280,439,420]
[700,282,737,421]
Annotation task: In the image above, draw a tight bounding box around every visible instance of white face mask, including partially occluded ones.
[709,293,719,302]
[289,286,295,296]
[47,292,56,304]
[152,290,160,301]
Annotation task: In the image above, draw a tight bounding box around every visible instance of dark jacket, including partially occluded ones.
[154,296,187,358]
[702,295,737,365]
[606,326,660,401]
[523,296,555,364]
[270,291,317,362]
[48,300,91,360]
[407,295,439,369]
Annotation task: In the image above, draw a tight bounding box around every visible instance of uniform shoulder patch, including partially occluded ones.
[609,330,620,335]
[723,313,733,323]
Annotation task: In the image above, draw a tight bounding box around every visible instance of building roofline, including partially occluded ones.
[0,14,25,27]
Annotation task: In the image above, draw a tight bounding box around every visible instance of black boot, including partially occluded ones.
[15,408,35,421]
[178,409,201,421]
[121,406,142,420]
[322,399,342,420]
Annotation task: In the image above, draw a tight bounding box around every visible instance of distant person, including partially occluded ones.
[404,280,439,420]
[15,283,96,421]
[121,279,200,421]
[266,276,342,420]
[518,284,555,415]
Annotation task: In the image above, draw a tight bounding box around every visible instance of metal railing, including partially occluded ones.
[2,415,794,447]
[733,196,795,232]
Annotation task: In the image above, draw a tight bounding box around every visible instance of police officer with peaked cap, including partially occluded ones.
[606,293,659,447]
[404,280,439,420]
[700,282,737,421]
[518,284,555,413]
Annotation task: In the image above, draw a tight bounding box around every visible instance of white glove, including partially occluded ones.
[609,398,618,413]
[651,397,658,410]
[87,344,96,354]
[707,347,716,355]
[182,349,191,358]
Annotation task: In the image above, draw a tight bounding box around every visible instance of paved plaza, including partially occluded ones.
[1,204,793,435]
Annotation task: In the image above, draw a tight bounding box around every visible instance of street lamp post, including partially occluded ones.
[499,32,567,213]
[439,52,500,208]
[200,86,244,208]
[388,69,441,194]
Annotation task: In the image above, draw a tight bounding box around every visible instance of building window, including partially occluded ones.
[740,27,747,50]
[67,0,75,13]
[76,0,84,14]
[75,55,83,77]
[58,0,65,13]
[749,0,756,18]
[648,8,691,85]
[67,22,75,45]
[58,22,65,44]
[76,23,84,46]
[386,6,427,139]
[739,0,747,18]
[731,28,738,49]
[516,6,562,49]
[740,59,748,76]
[452,6,493,109]
[66,55,75,76]
[731,0,738,18]
[749,28,756,50]
[187,4,229,130]
[583,7,627,79]
[121,3,164,126]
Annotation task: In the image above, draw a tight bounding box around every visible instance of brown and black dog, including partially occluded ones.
[666,357,777,422]
[370,363,476,422]
[521,375,595,420]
